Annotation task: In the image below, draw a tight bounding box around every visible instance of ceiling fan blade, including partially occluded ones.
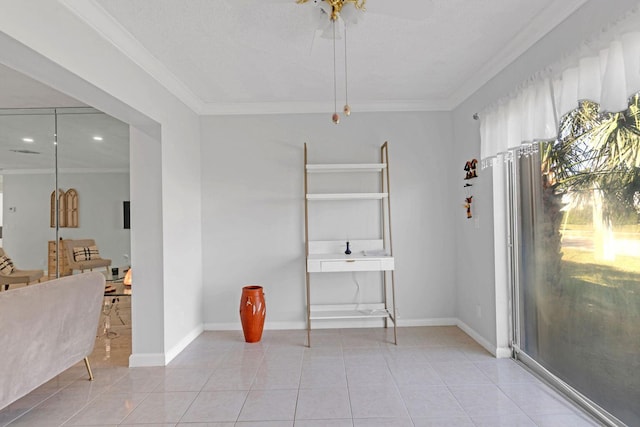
[340,3,364,25]
[309,3,329,29]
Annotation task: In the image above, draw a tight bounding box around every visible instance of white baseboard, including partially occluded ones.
[189,318,505,361]
[164,324,204,365]
[205,318,458,330]
[456,319,510,358]
[128,353,166,367]
[495,346,512,358]
[397,317,458,327]
[264,321,307,330]
[203,321,306,331]
[129,324,204,367]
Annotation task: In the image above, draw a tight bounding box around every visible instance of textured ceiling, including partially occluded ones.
[91,0,587,113]
[0,0,589,170]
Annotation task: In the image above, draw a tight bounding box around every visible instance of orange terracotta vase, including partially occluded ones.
[239,285,266,343]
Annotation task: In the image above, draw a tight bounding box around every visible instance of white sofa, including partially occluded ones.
[0,272,104,410]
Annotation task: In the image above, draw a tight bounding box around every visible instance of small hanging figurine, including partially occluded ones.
[464,158,478,180]
[463,160,476,218]
[464,196,473,219]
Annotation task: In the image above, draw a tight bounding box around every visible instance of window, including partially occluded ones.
[510,94,640,426]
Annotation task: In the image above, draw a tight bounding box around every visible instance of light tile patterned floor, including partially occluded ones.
[0,327,601,426]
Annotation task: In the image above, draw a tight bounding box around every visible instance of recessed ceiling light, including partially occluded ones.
[22,137,34,143]
[93,136,103,141]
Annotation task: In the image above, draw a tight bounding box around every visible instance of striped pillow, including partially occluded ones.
[0,255,15,275]
[73,245,101,262]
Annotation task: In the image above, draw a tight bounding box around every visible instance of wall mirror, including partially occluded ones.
[0,106,130,279]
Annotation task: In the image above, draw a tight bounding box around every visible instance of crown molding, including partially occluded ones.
[199,99,454,116]
[59,0,205,114]
[448,0,588,109]
[55,0,468,116]
[59,0,587,116]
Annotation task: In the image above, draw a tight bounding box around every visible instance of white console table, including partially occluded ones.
[307,253,395,273]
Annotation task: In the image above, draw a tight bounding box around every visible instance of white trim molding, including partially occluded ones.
[206,318,465,332]
[457,319,511,358]
[128,352,166,368]
[59,0,205,114]
[448,0,588,108]
[164,324,204,365]
[199,99,453,116]
[58,0,588,116]
[129,324,204,367]
[397,317,458,327]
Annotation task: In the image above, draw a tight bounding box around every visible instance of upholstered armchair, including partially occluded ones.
[62,239,111,274]
[0,248,44,291]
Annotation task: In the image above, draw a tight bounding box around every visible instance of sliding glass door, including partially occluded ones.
[510,99,640,426]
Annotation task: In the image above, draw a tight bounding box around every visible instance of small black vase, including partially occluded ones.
[345,241,351,255]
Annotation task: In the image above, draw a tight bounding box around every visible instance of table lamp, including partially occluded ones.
[123,268,132,287]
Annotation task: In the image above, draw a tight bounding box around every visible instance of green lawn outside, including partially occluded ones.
[562,223,640,234]
[535,245,640,424]
[562,246,640,275]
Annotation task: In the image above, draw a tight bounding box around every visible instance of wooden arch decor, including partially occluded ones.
[50,189,66,228]
[65,189,78,228]
[50,188,79,228]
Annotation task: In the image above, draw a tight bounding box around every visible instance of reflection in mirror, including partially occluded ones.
[0,109,56,277]
[57,108,130,279]
[0,107,130,281]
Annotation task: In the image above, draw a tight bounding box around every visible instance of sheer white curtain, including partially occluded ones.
[480,5,640,366]
[480,8,640,165]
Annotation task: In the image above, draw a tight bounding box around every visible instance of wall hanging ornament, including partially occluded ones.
[462,159,477,219]
[239,285,266,343]
[464,195,473,219]
[463,174,474,219]
[50,188,79,228]
[464,158,478,180]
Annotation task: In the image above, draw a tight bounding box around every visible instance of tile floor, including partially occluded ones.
[88,295,133,369]
[0,322,602,427]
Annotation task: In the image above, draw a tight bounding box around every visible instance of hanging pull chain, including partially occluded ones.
[332,19,340,124]
[344,22,351,116]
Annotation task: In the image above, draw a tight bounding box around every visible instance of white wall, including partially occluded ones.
[201,112,457,329]
[0,0,202,365]
[452,0,640,356]
[1,172,130,272]
[129,126,165,363]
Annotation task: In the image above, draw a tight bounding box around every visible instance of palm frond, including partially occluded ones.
[544,91,640,220]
